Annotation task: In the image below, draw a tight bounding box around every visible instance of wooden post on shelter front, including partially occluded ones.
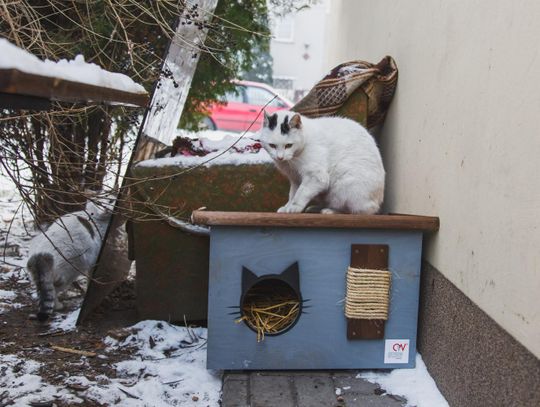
[347,244,389,340]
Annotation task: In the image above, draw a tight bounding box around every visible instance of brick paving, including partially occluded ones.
[221,371,407,407]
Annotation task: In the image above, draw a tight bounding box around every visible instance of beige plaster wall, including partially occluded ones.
[325,0,540,357]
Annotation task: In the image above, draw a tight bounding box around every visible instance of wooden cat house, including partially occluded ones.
[127,57,399,323]
[192,211,439,370]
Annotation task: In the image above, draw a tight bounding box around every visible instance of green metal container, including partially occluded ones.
[129,162,289,322]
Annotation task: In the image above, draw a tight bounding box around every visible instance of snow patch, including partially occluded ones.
[49,308,80,332]
[0,320,222,406]
[0,288,24,314]
[0,302,23,314]
[137,132,272,168]
[0,38,146,94]
[0,288,16,300]
[138,147,272,168]
[105,320,222,406]
[177,128,253,141]
[0,354,82,406]
[357,354,449,407]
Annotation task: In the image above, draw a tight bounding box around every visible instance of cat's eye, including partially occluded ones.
[285,144,293,149]
[269,143,277,149]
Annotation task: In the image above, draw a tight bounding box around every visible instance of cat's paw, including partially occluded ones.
[277,203,304,213]
[284,204,304,213]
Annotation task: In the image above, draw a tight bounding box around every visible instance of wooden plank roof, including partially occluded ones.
[191,211,440,232]
[0,68,149,108]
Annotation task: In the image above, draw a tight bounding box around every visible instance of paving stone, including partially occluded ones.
[221,371,409,407]
[340,393,407,406]
[257,370,331,377]
[250,373,295,407]
[333,374,380,395]
[224,372,249,381]
[221,374,249,407]
[294,375,337,407]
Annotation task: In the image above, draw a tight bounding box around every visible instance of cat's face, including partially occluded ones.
[258,111,304,162]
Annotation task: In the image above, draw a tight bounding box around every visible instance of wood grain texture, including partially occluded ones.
[192,211,440,231]
[0,92,51,110]
[141,0,219,146]
[348,244,389,340]
[0,69,149,107]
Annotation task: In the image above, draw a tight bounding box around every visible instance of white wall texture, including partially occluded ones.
[326,0,540,358]
[270,0,330,96]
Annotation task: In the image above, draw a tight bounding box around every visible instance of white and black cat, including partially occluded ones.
[26,199,111,321]
[257,111,385,214]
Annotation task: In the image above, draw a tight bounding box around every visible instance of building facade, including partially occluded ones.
[270,0,331,102]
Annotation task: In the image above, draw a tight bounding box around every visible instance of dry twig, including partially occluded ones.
[50,345,97,357]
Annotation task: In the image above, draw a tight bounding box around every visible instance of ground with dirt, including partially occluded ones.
[0,182,220,407]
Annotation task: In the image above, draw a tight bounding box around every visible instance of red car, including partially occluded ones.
[203,80,293,132]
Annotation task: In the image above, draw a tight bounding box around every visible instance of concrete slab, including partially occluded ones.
[250,373,295,407]
[294,375,336,407]
[333,373,380,395]
[222,371,409,407]
[222,374,249,407]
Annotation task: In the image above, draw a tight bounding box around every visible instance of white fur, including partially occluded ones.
[258,111,385,214]
[26,200,111,311]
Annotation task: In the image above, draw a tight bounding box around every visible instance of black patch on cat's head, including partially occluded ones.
[263,111,278,130]
[280,115,290,134]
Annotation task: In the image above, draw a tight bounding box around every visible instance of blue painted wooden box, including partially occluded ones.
[192,211,439,370]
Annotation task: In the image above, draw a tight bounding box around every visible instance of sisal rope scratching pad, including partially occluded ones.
[345,267,391,320]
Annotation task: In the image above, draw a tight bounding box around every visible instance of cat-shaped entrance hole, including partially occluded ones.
[240,262,303,338]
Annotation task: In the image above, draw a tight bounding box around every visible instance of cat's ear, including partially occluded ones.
[263,110,270,127]
[279,262,300,290]
[242,266,259,292]
[263,111,278,130]
[289,114,302,130]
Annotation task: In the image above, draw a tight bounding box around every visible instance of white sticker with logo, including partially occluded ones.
[384,339,410,364]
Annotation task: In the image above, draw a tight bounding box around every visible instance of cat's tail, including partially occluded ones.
[27,252,55,321]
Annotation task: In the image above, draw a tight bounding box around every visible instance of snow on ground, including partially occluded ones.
[49,308,80,332]
[0,38,146,94]
[0,288,16,300]
[357,354,449,407]
[0,174,36,316]
[0,173,222,406]
[103,321,222,406]
[0,289,23,314]
[0,321,221,406]
[0,354,84,406]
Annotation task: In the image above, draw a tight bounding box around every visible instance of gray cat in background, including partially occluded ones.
[26,199,111,321]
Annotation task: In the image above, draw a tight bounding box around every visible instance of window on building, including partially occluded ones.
[273,15,294,42]
[273,77,294,91]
